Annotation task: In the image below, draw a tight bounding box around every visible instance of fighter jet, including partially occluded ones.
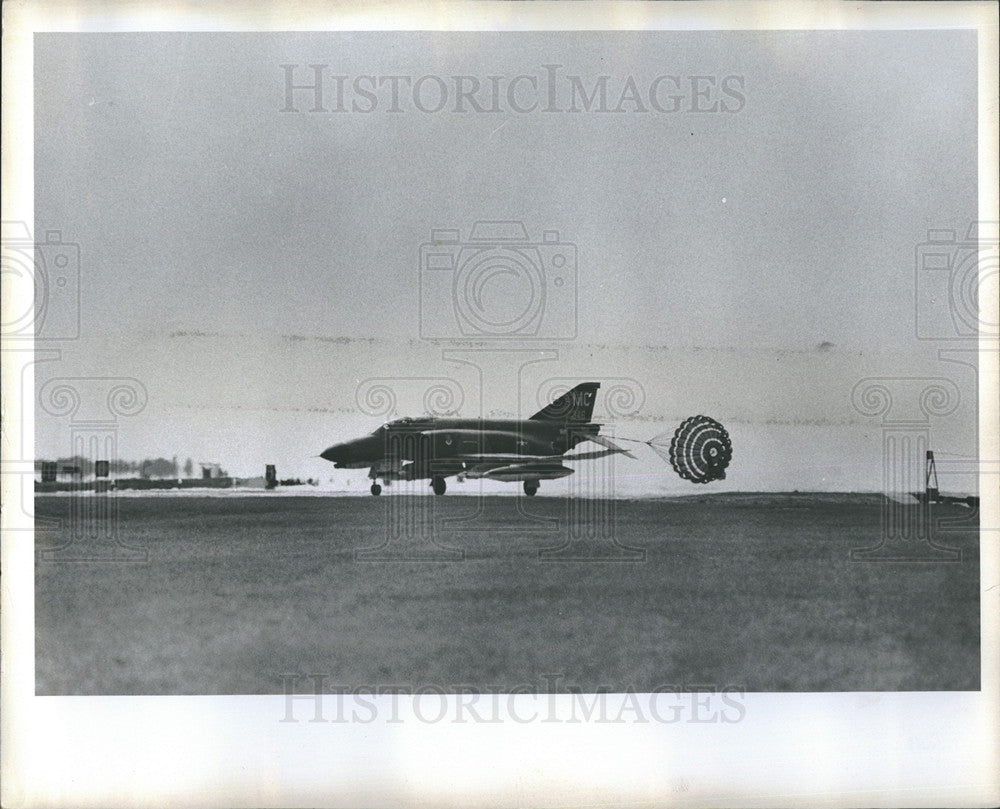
[320,382,732,495]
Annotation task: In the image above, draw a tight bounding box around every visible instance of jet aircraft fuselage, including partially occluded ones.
[321,417,597,468]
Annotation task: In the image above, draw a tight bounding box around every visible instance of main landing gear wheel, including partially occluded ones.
[431,476,447,496]
[523,480,539,497]
[669,415,733,484]
[370,483,382,496]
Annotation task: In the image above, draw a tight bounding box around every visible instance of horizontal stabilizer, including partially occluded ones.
[451,449,618,465]
[587,432,637,459]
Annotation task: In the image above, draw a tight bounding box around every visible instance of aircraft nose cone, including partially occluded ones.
[320,442,350,464]
[320,435,382,467]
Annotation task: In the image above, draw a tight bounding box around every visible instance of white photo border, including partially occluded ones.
[2,2,998,807]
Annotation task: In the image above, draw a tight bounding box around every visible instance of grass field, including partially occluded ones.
[34,493,980,695]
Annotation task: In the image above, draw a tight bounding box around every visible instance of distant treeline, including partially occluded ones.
[35,456,228,478]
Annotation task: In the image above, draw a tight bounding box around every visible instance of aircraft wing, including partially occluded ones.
[421,429,636,465]
[448,448,623,465]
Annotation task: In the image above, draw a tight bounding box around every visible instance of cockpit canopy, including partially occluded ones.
[375,415,419,433]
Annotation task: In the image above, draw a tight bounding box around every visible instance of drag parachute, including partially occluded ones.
[649,415,733,484]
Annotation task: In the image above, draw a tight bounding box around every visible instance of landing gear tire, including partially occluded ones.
[523,480,539,497]
[370,483,382,496]
[431,476,447,496]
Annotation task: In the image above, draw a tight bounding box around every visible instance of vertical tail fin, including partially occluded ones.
[530,383,600,423]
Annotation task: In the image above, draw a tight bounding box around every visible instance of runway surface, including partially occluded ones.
[34,493,980,694]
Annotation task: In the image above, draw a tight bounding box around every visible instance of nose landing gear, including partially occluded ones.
[431,476,447,496]
[370,482,382,496]
[523,480,539,497]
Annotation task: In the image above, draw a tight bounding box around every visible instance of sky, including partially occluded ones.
[32,30,980,494]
